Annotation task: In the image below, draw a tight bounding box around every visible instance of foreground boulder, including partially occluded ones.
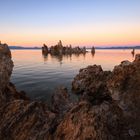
[54,100,125,140]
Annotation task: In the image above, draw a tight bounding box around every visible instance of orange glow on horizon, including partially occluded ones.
[1,23,140,47]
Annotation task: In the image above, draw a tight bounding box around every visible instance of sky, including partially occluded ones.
[0,0,140,47]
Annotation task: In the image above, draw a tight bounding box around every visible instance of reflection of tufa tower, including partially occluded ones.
[131,48,135,57]
[91,46,95,54]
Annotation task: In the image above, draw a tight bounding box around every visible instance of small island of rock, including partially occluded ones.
[42,40,87,55]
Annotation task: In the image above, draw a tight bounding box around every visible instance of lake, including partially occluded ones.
[11,49,140,101]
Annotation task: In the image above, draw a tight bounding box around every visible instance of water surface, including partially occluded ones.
[11,49,140,101]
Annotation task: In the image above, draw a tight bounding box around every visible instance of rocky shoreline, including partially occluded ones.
[0,43,140,140]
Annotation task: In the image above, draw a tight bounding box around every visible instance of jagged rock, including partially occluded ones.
[42,40,87,56]
[0,99,56,140]
[51,86,73,114]
[54,101,125,140]
[0,43,56,140]
[134,54,140,62]
[72,65,112,104]
[107,54,140,138]
[72,54,140,139]
[0,43,13,92]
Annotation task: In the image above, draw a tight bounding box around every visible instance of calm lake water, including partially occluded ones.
[11,49,140,101]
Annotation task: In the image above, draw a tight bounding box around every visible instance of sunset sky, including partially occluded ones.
[0,0,140,47]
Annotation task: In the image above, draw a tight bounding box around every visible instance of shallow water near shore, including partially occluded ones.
[11,49,140,102]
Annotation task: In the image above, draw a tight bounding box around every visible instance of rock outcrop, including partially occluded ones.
[54,101,125,140]
[42,40,87,56]
[0,43,13,92]
[0,43,64,140]
[107,55,140,138]
[0,42,140,139]
[51,87,73,115]
[72,54,140,139]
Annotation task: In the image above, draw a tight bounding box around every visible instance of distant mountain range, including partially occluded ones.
[95,46,140,49]
[9,46,41,49]
[9,46,140,50]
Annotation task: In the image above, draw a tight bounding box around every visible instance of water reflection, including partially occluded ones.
[131,48,135,58]
[42,53,87,65]
[91,51,95,58]
[11,49,140,101]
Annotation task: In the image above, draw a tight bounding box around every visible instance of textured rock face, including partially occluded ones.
[51,87,73,114]
[0,43,13,91]
[54,101,124,140]
[72,65,112,104]
[0,99,56,140]
[0,43,57,140]
[72,54,140,139]
[108,55,140,138]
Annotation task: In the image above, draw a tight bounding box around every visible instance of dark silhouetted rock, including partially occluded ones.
[42,44,49,55]
[42,40,87,56]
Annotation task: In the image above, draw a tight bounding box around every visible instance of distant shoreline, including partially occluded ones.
[9,46,140,50]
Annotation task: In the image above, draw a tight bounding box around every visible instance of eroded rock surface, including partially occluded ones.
[51,86,73,114]
[91,46,95,54]
[54,100,126,140]
[72,65,112,105]
[0,43,13,91]
[72,54,140,139]
[107,55,140,138]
